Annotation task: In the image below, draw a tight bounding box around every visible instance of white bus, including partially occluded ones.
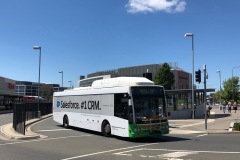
[53,77,169,138]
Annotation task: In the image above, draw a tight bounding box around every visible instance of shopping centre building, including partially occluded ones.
[78,63,191,90]
[0,76,61,109]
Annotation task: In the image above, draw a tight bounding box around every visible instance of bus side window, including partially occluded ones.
[114,93,128,120]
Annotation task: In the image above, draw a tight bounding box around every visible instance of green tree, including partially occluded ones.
[40,85,54,102]
[153,63,175,90]
[212,91,221,103]
[222,77,239,102]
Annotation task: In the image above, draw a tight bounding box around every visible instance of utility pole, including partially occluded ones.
[203,64,207,130]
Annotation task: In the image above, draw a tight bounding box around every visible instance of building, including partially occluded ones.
[0,76,22,109]
[79,62,191,90]
[15,81,39,96]
[15,81,61,96]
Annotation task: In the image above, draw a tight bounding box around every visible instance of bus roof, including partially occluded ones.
[91,77,154,88]
[70,77,154,91]
[54,77,157,96]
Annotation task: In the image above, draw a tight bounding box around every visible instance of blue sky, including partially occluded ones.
[0,0,240,90]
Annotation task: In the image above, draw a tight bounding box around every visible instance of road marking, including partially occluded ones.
[114,148,143,156]
[36,129,71,132]
[158,151,197,158]
[141,148,240,154]
[61,143,159,160]
[0,135,91,146]
[195,134,208,137]
[178,119,214,128]
[113,148,240,159]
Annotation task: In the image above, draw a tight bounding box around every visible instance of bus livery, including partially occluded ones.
[53,77,169,138]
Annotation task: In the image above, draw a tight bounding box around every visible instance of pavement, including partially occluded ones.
[0,105,239,140]
[169,106,240,134]
[0,114,52,140]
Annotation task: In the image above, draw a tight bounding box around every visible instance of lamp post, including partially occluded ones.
[33,45,41,118]
[68,81,72,89]
[232,66,240,101]
[184,33,195,119]
[216,70,221,108]
[59,71,63,88]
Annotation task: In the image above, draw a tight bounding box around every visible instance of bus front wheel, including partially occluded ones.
[63,115,69,128]
[102,121,111,137]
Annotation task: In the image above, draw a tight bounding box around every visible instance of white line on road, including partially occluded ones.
[195,134,208,137]
[112,148,240,159]
[61,143,159,160]
[36,129,71,132]
[143,148,240,154]
[0,135,91,146]
[178,119,215,128]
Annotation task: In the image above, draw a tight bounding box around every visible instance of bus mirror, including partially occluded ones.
[128,99,132,106]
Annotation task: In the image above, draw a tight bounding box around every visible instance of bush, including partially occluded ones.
[233,123,240,131]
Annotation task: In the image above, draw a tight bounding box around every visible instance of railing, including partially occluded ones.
[13,103,52,135]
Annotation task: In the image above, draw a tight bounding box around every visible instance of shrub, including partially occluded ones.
[233,123,240,131]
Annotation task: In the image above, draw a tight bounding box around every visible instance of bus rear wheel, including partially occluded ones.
[102,121,111,137]
[63,115,69,128]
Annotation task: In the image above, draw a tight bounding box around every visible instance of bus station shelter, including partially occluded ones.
[165,88,215,119]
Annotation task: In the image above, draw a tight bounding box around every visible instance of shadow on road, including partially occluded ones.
[117,135,190,143]
[211,113,231,119]
[59,125,190,143]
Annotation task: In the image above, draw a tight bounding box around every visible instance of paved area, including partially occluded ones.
[0,114,52,140]
[169,106,240,134]
[0,106,239,140]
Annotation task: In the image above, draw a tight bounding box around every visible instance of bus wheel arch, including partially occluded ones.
[63,115,69,128]
[101,120,111,137]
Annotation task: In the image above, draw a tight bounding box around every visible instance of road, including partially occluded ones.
[0,114,240,160]
[0,113,13,126]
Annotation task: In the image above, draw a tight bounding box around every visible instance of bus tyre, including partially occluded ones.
[102,121,111,137]
[63,115,69,128]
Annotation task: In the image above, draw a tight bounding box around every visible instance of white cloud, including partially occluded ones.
[126,0,186,14]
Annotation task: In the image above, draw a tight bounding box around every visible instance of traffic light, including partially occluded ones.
[143,73,152,81]
[195,69,201,83]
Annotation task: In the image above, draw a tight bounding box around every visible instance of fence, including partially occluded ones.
[13,103,52,135]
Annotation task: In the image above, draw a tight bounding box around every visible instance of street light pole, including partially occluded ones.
[203,64,207,130]
[33,45,41,118]
[185,33,195,119]
[59,71,63,88]
[216,70,221,108]
[68,81,72,89]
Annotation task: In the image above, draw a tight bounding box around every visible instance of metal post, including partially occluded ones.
[38,48,41,118]
[192,35,195,119]
[184,33,195,119]
[203,64,207,130]
[33,46,41,118]
[68,81,72,89]
[59,71,63,88]
[216,70,221,109]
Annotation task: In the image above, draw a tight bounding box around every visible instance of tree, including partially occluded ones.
[222,77,239,102]
[40,84,54,102]
[153,63,175,90]
[212,91,221,103]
